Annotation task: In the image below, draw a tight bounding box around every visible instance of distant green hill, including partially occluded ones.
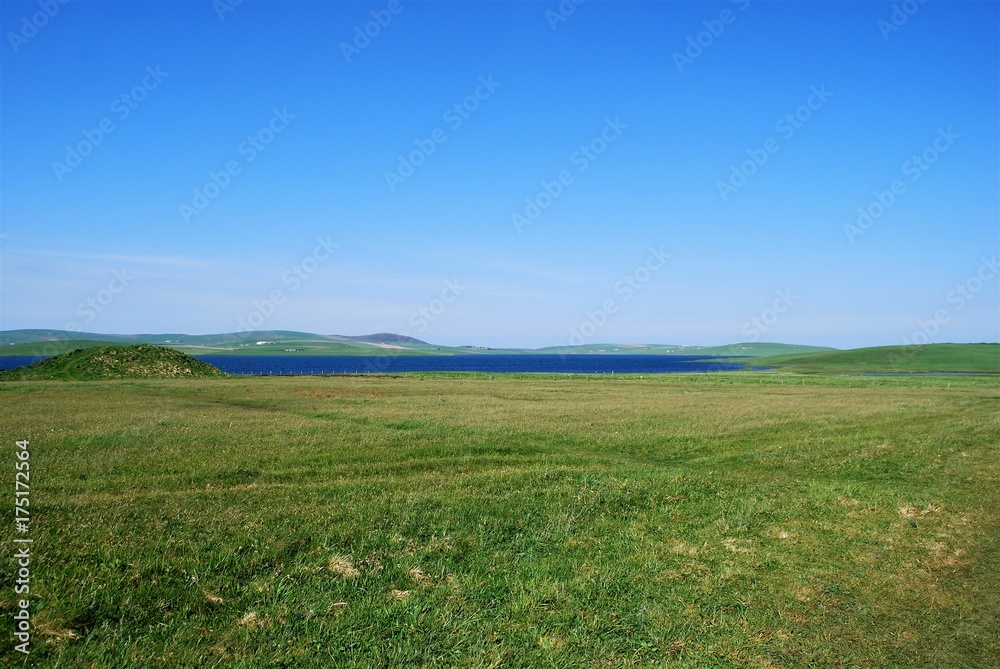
[0,339,121,356]
[0,330,444,357]
[336,333,429,345]
[0,345,228,381]
[0,329,149,345]
[535,342,835,357]
[745,343,999,374]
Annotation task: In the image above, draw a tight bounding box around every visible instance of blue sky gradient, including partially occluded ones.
[1,0,997,348]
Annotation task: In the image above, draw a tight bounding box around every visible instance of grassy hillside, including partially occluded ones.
[1,330,837,358]
[0,329,328,347]
[0,330,462,357]
[0,329,150,345]
[746,343,999,374]
[1,374,997,666]
[0,339,449,357]
[536,342,835,357]
[0,344,227,381]
[0,340,118,356]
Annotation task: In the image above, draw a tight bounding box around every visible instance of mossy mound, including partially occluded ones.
[0,344,228,381]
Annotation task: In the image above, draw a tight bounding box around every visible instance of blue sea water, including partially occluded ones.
[0,353,746,375]
[194,354,745,375]
[0,356,45,370]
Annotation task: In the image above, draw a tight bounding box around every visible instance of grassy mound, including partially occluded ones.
[746,342,999,374]
[0,344,227,381]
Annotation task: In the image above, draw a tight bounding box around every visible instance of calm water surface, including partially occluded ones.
[0,354,744,374]
[196,354,745,375]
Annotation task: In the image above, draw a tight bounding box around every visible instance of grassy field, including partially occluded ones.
[1,373,998,667]
[745,343,1000,374]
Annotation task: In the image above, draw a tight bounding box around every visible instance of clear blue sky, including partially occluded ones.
[1,0,997,348]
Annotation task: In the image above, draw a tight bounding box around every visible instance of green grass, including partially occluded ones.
[745,343,999,374]
[0,345,227,381]
[1,373,998,667]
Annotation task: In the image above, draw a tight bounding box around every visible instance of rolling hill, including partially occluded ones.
[0,344,228,381]
[744,343,999,374]
[0,330,836,358]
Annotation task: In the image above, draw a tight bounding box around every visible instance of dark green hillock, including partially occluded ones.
[0,344,227,381]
